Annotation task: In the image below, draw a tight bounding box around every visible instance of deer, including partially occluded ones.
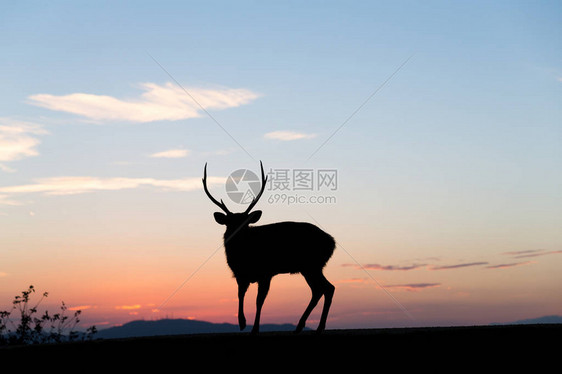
[202,161,336,335]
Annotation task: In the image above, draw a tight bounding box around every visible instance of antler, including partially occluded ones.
[244,161,268,214]
[203,163,231,214]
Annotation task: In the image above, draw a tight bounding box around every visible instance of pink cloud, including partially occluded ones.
[383,283,441,292]
[429,262,488,270]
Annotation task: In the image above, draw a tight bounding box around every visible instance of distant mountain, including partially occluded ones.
[492,315,562,326]
[96,319,303,339]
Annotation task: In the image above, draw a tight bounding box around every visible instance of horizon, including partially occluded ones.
[1,1,561,332]
[94,313,562,331]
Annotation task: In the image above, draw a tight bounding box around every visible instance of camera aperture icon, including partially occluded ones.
[226,169,262,205]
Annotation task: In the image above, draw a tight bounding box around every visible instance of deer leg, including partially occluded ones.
[295,271,324,333]
[316,274,335,333]
[237,279,249,331]
[251,277,271,335]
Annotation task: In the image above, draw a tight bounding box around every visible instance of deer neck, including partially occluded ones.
[223,225,251,247]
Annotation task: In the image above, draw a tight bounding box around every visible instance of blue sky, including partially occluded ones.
[1,1,561,328]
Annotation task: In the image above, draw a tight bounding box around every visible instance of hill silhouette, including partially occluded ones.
[96,314,562,340]
[493,315,562,325]
[96,318,305,339]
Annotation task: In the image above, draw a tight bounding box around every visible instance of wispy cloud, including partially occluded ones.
[383,283,441,292]
[502,249,562,259]
[343,257,546,274]
[342,263,427,271]
[264,130,317,141]
[0,118,48,171]
[149,148,190,159]
[115,304,142,310]
[0,175,225,198]
[429,262,489,270]
[502,249,543,257]
[0,194,24,206]
[0,164,16,173]
[68,305,95,311]
[485,261,534,270]
[28,82,259,123]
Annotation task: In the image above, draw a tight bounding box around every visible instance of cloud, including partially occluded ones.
[342,263,427,271]
[383,283,441,292]
[0,119,48,171]
[115,304,142,310]
[0,164,16,173]
[68,305,95,311]
[345,257,545,274]
[0,175,225,197]
[0,194,23,206]
[485,261,534,270]
[366,263,427,271]
[264,131,317,141]
[502,249,543,257]
[28,82,260,123]
[429,262,488,270]
[502,249,562,259]
[150,148,190,159]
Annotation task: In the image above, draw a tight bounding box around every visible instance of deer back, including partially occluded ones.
[224,221,335,282]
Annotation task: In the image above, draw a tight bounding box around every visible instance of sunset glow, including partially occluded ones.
[1,1,561,332]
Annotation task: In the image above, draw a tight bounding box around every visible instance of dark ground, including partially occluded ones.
[2,324,559,367]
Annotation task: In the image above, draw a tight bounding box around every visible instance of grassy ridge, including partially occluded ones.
[2,324,559,366]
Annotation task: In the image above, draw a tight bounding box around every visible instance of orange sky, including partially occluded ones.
[1,1,561,333]
[3,214,561,331]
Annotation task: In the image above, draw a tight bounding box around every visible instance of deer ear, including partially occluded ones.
[214,212,228,225]
[248,210,262,224]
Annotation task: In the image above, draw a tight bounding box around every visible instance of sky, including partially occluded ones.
[1,1,561,331]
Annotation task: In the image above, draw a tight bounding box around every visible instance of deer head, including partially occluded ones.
[202,161,268,230]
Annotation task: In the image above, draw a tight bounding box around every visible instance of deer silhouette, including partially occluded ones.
[203,161,336,334]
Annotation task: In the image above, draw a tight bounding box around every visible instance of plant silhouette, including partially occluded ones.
[203,161,335,334]
[0,285,97,346]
